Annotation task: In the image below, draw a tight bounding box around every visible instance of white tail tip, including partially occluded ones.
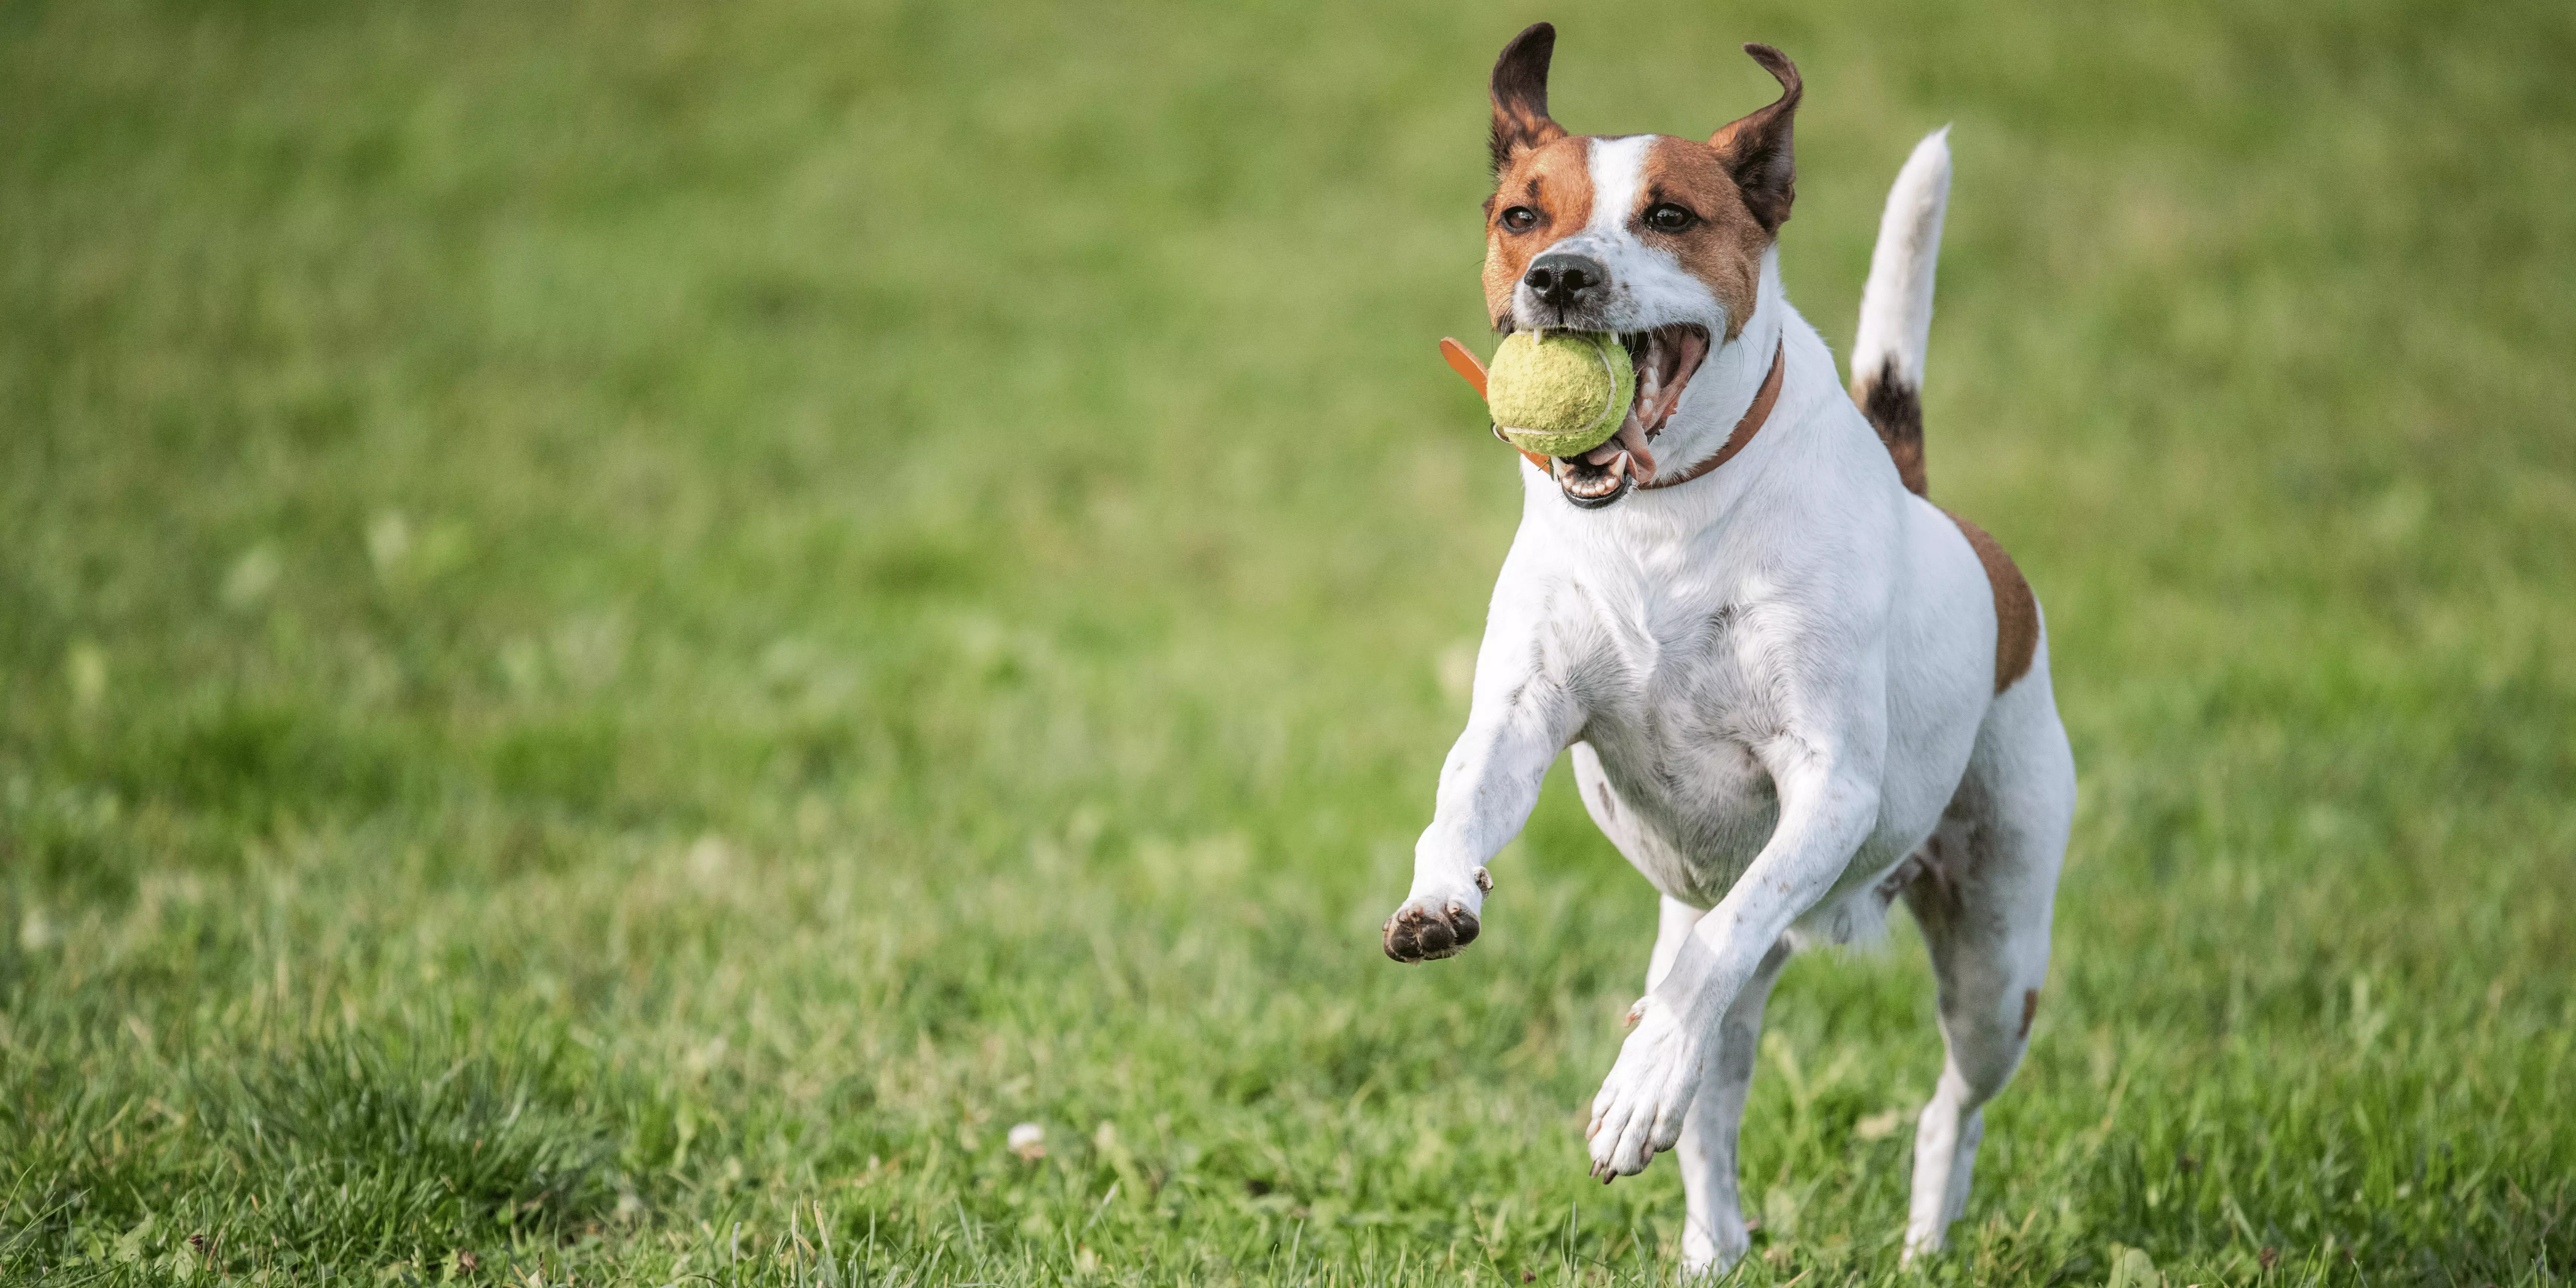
[1851,127,1952,394]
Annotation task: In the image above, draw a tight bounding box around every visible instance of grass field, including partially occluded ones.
[4,0,2573,1283]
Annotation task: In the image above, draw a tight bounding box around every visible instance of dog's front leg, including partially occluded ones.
[1585,740,1883,1179]
[1382,624,1582,963]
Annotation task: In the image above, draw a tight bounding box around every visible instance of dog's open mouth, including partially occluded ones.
[1550,324,1712,507]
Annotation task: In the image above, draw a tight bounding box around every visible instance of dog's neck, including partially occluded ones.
[1649,249,1792,482]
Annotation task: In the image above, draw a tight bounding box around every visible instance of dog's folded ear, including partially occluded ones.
[1489,22,1568,175]
[1709,44,1802,232]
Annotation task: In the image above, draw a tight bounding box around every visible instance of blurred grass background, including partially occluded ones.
[2,0,2572,1283]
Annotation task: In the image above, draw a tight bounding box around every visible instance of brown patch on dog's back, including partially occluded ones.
[2018,988,2039,1039]
[1946,513,2037,693]
[1482,138,1595,325]
[1853,359,1928,496]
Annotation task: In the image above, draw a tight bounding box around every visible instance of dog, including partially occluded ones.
[1380,23,2074,1273]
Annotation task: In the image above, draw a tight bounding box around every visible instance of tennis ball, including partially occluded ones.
[1485,330,1635,458]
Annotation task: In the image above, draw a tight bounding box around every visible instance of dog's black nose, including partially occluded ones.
[1524,252,1606,310]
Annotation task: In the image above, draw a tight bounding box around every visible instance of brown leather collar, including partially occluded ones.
[1440,337,1786,490]
[1635,340,1784,491]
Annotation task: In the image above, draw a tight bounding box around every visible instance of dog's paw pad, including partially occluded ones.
[1381,897,1482,962]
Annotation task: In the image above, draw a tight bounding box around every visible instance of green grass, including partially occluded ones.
[3,0,2572,1282]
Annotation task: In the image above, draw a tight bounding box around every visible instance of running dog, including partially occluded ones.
[1381,23,2074,1272]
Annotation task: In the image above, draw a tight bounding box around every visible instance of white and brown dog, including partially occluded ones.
[1381,23,2075,1273]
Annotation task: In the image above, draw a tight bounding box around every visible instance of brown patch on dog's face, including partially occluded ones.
[1480,23,1586,328]
[1465,32,1815,509]
[1630,136,1769,340]
[1617,45,1805,339]
[1946,512,2040,693]
[1475,38,1805,340]
[1482,138,1595,327]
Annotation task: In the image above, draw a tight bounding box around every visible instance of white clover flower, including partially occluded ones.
[1007,1122,1046,1161]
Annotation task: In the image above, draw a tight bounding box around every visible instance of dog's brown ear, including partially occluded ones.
[1708,44,1802,231]
[1490,22,1567,175]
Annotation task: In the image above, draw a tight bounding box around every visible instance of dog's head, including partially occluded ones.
[1480,23,1800,508]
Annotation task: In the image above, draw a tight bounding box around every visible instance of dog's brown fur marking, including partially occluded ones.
[1488,23,1567,175]
[1707,45,1801,233]
[1853,359,1928,496]
[1946,513,2038,694]
[1481,23,1585,326]
[1481,42,1806,338]
[2018,988,2039,1040]
[1639,137,1765,340]
[1482,139,1596,326]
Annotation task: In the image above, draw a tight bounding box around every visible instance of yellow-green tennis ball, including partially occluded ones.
[1486,330,1635,458]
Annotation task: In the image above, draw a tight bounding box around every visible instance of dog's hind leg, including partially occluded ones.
[1640,897,1793,1279]
[1896,668,2074,1261]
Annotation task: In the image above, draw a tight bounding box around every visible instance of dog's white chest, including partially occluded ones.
[1559,587,1791,906]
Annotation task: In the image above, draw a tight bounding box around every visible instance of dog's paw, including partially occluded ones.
[1381,868,1491,962]
[1381,895,1480,962]
[1584,1000,1702,1181]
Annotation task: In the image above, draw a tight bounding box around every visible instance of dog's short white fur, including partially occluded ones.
[1383,28,2073,1275]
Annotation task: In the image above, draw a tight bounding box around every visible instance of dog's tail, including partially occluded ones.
[1850,127,1951,498]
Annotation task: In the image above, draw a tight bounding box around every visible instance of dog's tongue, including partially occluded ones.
[1578,409,1658,480]
[1633,328,1708,440]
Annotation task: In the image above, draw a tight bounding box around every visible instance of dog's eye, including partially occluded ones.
[1499,206,1540,233]
[1644,203,1697,232]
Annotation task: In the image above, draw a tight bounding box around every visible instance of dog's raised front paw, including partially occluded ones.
[1381,868,1491,962]
[1584,1000,1702,1181]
